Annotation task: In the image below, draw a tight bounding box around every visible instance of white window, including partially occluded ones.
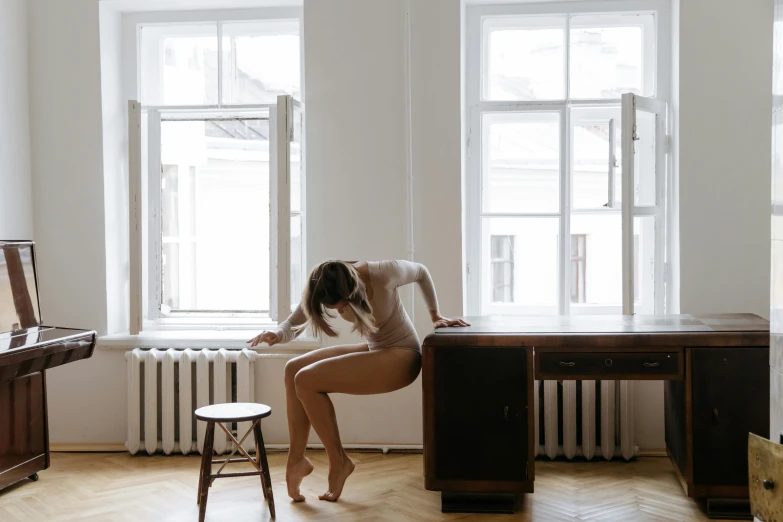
[125,9,304,332]
[466,1,671,316]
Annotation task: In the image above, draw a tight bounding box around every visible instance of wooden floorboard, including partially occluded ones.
[0,452,735,521]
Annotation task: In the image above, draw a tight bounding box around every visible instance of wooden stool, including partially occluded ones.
[195,403,275,521]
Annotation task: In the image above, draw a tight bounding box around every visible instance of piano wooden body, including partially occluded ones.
[0,241,96,490]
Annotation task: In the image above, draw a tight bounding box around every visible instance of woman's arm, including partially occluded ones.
[379,260,469,328]
[247,304,307,347]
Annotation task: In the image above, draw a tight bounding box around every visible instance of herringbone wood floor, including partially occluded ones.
[0,452,737,521]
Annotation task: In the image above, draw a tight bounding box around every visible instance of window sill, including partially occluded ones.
[98,330,320,353]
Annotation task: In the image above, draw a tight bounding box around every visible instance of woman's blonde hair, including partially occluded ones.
[300,261,377,338]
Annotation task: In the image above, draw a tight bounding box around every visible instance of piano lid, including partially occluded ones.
[0,241,43,333]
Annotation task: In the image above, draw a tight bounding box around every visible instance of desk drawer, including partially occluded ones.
[537,351,681,380]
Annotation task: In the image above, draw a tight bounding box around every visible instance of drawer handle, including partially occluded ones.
[764,479,776,491]
[559,361,576,367]
[643,362,660,368]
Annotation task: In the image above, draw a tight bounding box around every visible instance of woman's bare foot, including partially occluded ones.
[318,454,355,502]
[286,456,314,502]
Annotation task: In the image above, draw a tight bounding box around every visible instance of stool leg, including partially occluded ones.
[197,422,210,506]
[253,422,275,519]
[198,422,215,522]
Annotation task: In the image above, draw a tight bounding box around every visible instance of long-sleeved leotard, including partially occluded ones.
[273,260,439,353]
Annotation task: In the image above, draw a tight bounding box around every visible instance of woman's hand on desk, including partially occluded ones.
[247,331,281,347]
[432,314,471,329]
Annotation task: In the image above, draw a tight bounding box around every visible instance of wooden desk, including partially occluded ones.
[422,314,769,517]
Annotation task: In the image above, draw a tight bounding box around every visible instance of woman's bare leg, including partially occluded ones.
[294,348,421,501]
[284,343,368,501]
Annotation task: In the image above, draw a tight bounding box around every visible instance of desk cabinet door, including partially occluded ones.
[432,346,528,482]
[692,347,769,486]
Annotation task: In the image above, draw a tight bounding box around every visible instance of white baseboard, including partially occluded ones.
[637,449,667,457]
[50,442,666,457]
[51,443,127,452]
[50,442,424,454]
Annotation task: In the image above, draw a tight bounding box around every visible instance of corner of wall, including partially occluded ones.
[99,4,130,335]
[669,0,681,314]
[0,0,34,240]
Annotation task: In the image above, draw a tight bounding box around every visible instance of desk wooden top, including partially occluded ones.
[422,314,770,349]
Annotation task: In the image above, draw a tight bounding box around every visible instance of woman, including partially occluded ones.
[247,260,468,503]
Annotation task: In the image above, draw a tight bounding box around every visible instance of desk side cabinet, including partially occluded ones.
[665,346,769,508]
[423,345,533,507]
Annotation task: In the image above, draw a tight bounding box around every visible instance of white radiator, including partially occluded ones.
[534,380,636,461]
[126,348,258,456]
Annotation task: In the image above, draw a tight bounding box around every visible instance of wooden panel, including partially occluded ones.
[691,347,770,489]
[426,346,528,488]
[424,314,769,349]
[425,332,769,349]
[0,334,94,384]
[537,351,681,380]
[664,379,690,491]
[0,372,46,490]
[423,343,436,490]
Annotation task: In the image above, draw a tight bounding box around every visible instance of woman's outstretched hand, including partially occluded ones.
[247,331,281,347]
[432,315,471,329]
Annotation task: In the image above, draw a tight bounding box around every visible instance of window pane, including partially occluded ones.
[291,214,303,310]
[570,235,586,304]
[160,116,270,313]
[221,21,301,104]
[291,107,303,213]
[774,110,783,206]
[775,19,783,97]
[571,107,622,210]
[569,14,654,99]
[141,24,218,106]
[484,16,566,101]
[482,217,558,314]
[634,216,656,314]
[570,213,622,311]
[634,109,657,206]
[483,112,560,213]
[491,236,514,303]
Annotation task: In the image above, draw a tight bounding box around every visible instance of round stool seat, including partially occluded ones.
[195,402,271,423]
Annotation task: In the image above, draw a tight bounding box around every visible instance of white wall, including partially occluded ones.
[304,0,409,265]
[22,0,775,451]
[678,0,773,318]
[100,4,130,336]
[27,0,124,444]
[410,0,464,330]
[0,0,34,239]
[26,0,462,446]
[632,0,774,452]
[299,0,462,446]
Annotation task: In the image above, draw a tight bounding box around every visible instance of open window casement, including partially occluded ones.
[127,94,304,333]
[270,95,305,322]
[621,93,667,316]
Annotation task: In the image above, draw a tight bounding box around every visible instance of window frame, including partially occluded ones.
[123,7,305,332]
[490,235,515,304]
[465,0,672,317]
[570,234,587,304]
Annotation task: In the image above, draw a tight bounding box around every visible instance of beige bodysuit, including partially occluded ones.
[273,260,439,353]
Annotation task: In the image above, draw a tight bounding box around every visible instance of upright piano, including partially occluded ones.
[0,241,96,490]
